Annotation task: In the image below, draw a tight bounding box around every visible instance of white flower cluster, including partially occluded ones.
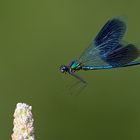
[11,103,35,140]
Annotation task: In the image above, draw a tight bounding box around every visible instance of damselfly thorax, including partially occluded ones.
[60,60,82,74]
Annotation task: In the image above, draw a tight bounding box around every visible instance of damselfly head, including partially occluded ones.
[59,65,69,74]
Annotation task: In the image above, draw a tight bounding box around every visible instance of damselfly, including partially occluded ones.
[60,17,140,83]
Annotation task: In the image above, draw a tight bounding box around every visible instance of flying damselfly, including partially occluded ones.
[60,17,140,83]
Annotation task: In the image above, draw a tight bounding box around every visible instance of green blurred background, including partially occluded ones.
[0,0,140,139]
